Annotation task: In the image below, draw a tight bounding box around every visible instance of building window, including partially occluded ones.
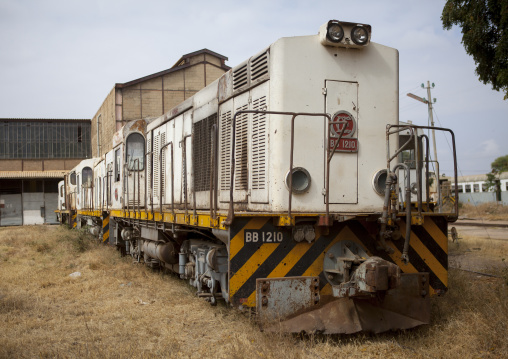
[126,133,145,171]
[0,120,91,159]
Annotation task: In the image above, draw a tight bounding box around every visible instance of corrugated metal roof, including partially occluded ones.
[0,118,90,122]
[0,171,66,179]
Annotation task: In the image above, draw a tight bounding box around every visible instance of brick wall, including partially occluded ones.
[0,160,22,171]
[91,52,228,157]
[120,58,223,122]
[0,159,83,172]
[91,87,116,157]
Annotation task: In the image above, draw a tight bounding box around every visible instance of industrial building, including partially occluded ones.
[0,118,91,225]
[0,49,229,226]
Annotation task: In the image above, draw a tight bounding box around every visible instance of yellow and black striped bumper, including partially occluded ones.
[71,211,77,229]
[228,216,447,307]
[102,212,110,243]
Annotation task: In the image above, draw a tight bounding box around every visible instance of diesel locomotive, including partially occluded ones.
[57,19,458,334]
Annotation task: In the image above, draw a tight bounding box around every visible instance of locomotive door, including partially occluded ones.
[325,80,358,204]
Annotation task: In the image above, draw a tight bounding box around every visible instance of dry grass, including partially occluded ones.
[459,202,508,221]
[0,225,507,358]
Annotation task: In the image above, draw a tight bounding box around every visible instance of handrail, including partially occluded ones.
[420,134,430,209]
[159,141,174,216]
[123,163,129,212]
[137,159,140,214]
[225,111,335,225]
[180,134,192,216]
[386,124,458,221]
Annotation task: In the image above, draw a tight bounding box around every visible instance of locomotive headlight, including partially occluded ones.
[351,25,369,45]
[373,169,388,196]
[319,20,371,48]
[286,167,311,194]
[327,21,344,43]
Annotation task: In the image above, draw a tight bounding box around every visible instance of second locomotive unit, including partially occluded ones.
[57,19,458,334]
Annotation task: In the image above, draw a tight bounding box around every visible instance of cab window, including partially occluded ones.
[126,133,145,171]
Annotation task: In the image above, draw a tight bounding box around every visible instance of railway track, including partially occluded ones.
[453,220,508,228]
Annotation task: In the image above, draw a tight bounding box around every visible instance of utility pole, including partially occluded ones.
[425,81,438,166]
[407,82,441,209]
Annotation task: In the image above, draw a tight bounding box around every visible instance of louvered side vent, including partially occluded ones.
[235,104,249,190]
[146,138,152,203]
[233,64,248,91]
[153,134,160,198]
[250,51,269,82]
[220,111,232,191]
[193,114,218,191]
[252,96,267,190]
[161,132,166,199]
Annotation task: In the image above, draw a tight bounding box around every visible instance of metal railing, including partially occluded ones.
[384,124,458,263]
[225,110,346,225]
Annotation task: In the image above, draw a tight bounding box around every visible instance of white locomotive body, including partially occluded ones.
[143,32,399,214]
[57,20,458,334]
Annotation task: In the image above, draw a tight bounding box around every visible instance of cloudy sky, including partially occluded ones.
[0,0,506,176]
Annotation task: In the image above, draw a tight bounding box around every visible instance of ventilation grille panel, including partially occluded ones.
[235,104,249,190]
[153,134,160,198]
[220,111,232,191]
[233,64,248,91]
[193,114,218,192]
[146,137,152,202]
[231,49,269,93]
[252,96,267,190]
[251,51,269,82]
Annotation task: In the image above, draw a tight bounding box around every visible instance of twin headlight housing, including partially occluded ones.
[319,20,371,48]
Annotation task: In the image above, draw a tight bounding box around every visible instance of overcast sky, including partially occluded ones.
[0,0,506,176]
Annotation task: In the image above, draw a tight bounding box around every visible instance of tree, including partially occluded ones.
[441,0,508,99]
[486,154,508,190]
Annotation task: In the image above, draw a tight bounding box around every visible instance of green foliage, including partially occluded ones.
[485,154,508,190]
[441,0,508,99]
[486,172,498,191]
[491,154,508,173]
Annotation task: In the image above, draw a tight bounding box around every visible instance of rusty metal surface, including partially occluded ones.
[256,277,319,322]
[331,257,401,298]
[264,273,430,334]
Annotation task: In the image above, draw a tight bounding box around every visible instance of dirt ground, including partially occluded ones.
[448,202,508,273]
[449,224,508,274]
